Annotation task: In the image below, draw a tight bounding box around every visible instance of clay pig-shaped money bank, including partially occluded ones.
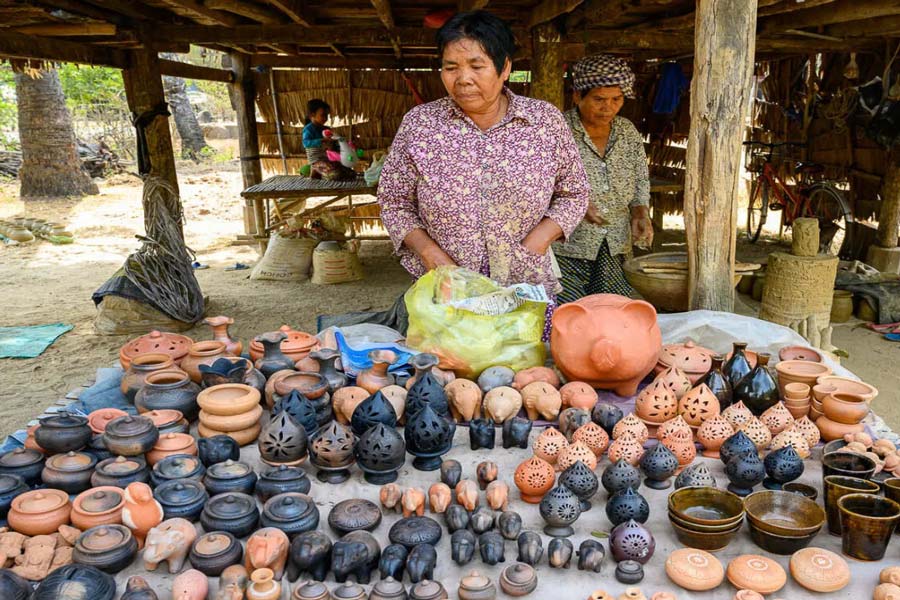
[551,294,661,396]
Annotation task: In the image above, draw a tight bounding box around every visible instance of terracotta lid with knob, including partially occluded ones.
[789,547,850,593]
[0,447,43,468]
[409,579,448,600]
[194,531,236,555]
[152,433,195,452]
[499,563,538,596]
[331,581,367,600]
[88,409,129,434]
[102,455,145,474]
[292,580,330,600]
[76,487,124,514]
[459,570,496,599]
[657,340,715,377]
[665,548,724,591]
[46,451,96,472]
[726,555,786,595]
[12,488,69,514]
[119,330,194,369]
[369,576,407,600]
[77,524,132,552]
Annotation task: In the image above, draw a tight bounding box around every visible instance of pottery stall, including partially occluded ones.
[0,309,896,600]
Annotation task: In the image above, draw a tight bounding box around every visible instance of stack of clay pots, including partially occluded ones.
[782,383,811,419]
[816,391,870,441]
[197,383,263,446]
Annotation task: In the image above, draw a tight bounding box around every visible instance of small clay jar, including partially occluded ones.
[203,459,258,496]
[261,492,320,537]
[608,433,646,467]
[120,353,180,401]
[204,315,242,356]
[293,580,330,600]
[725,451,765,496]
[72,524,139,573]
[733,353,779,416]
[135,370,201,422]
[146,433,197,466]
[145,409,190,435]
[612,414,650,445]
[103,415,160,457]
[92,455,150,488]
[355,423,406,485]
[72,486,125,530]
[35,411,92,454]
[514,456,556,503]
[0,447,45,485]
[182,340,231,383]
[760,402,795,435]
[42,450,98,494]
[8,488,72,535]
[499,563,538,597]
[615,560,644,584]
[556,440,598,472]
[201,492,260,538]
[369,576,407,600]
[198,434,240,466]
[189,531,244,576]
[459,570,496,600]
[357,349,397,394]
[151,454,206,487]
[153,479,209,521]
[572,421,609,456]
[256,464,311,502]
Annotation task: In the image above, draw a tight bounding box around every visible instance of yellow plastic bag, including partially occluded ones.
[404,266,546,378]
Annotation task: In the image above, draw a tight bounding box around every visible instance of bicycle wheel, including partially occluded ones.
[804,184,853,257]
[747,178,769,243]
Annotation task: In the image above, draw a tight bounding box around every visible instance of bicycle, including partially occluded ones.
[743,141,853,256]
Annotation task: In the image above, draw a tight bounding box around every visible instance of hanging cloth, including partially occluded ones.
[401,72,426,105]
[131,103,171,176]
[652,63,689,115]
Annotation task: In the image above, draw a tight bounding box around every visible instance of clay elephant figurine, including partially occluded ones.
[288,531,332,582]
[401,487,425,518]
[378,543,408,581]
[513,366,560,390]
[577,539,605,573]
[559,408,592,441]
[245,527,290,580]
[470,506,495,534]
[121,576,159,600]
[331,530,381,584]
[522,382,562,421]
[476,461,498,490]
[502,416,533,449]
[486,481,509,512]
[446,378,483,422]
[445,505,470,533]
[143,518,197,574]
[517,531,543,566]
[405,543,436,583]
[428,483,452,514]
[482,386,523,423]
[479,531,505,566]
[455,480,479,512]
[451,529,476,566]
[549,537,573,569]
[469,418,496,450]
[380,483,402,514]
[214,565,248,600]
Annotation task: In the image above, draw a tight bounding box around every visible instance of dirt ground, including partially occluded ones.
[0,159,897,437]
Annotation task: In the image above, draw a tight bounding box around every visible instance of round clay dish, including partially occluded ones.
[726,555,786,595]
[119,330,193,369]
[778,346,823,363]
[197,384,261,416]
[789,547,850,593]
[665,548,724,591]
[388,516,442,549]
[327,499,382,535]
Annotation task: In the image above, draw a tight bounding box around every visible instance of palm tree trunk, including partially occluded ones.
[161,54,209,159]
[14,69,99,198]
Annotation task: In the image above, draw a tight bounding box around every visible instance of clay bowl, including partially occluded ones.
[782,482,818,501]
[669,518,742,552]
[668,487,745,527]
[822,439,848,455]
[743,490,825,537]
[816,416,865,442]
[778,346,823,363]
[668,509,743,533]
[748,524,819,555]
[775,361,832,395]
[623,251,741,313]
[812,383,838,403]
[816,376,877,402]
[822,392,870,425]
[783,382,811,400]
[822,452,877,481]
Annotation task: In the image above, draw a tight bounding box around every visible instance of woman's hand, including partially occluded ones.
[420,244,458,270]
[630,206,654,248]
[584,203,607,226]
[521,219,563,255]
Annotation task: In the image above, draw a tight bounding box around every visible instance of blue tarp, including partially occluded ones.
[0,323,73,358]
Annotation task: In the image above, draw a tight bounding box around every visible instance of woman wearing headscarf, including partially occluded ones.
[553,54,653,302]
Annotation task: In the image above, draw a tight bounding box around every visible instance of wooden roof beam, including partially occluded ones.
[827,15,900,38]
[80,0,182,24]
[529,0,584,29]
[155,0,243,27]
[265,0,311,26]
[370,0,402,58]
[145,24,438,46]
[31,0,127,25]
[0,29,129,68]
[205,0,285,24]
[760,0,900,35]
[159,57,234,81]
[252,53,435,69]
[11,23,117,36]
[458,0,490,11]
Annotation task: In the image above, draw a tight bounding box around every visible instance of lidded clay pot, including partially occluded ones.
[260,492,320,537]
[41,450,98,494]
[72,486,125,530]
[656,339,715,384]
[181,341,231,383]
[788,547,850,593]
[189,531,244,576]
[368,576,407,600]
[72,524,138,574]
[8,488,72,535]
[201,492,260,538]
[725,554,786,595]
[203,459,259,496]
[292,580,330,600]
[665,548,724,591]
[514,456,555,503]
[309,421,356,483]
[146,433,197,466]
[533,427,569,465]
[103,415,160,457]
[35,410,92,454]
[256,464,311,502]
[88,408,129,435]
[120,353,181,401]
[153,479,208,522]
[0,447,45,485]
[458,570,496,600]
[0,474,28,520]
[150,454,205,487]
[499,563,538,596]
[119,330,193,370]
[91,455,149,488]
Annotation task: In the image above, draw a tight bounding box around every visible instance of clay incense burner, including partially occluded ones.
[309,421,356,483]
[355,423,406,484]
[405,404,455,471]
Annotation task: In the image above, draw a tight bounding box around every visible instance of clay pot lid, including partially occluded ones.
[726,555,787,595]
[12,488,69,513]
[294,580,330,599]
[145,410,184,428]
[388,516,443,548]
[371,577,405,595]
[100,455,145,475]
[77,524,132,552]
[274,372,329,398]
[250,325,317,354]
[153,433,194,452]
[778,346,822,363]
[87,409,129,434]
[120,330,193,367]
[264,493,315,520]
[789,547,849,593]
[327,499,381,533]
[775,360,831,377]
[0,473,26,494]
[193,531,237,555]
[502,563,537,585]
[460,570,492,591]
[208,493,257,518]
[332,581,366,599]
[665,548,725,591]
[658,340,715,374]
[207,459,253,480]
[261,464,306,482]
[155,480,207,505]
[105,414,157,438]
[75,488,124,513]
[46,451,97,472]
[0,447,43,467]
[39,411,89,429]
[410,580,443,598]
[154,455,203,478]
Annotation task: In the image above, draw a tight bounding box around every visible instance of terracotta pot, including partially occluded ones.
[270,372,329,406]
[774,360,832,396]
[792,417,821,447]
[120,353,182,401]
[198,384,261,416]
[770,429,811,459]
[551,295,662,396]
[247,568,281,600]
[181,341,230,383]
[514,456,555,503]
[654,366,693,400]
[88,408,129,435]
[134,370,201,422]
[198,422,262,446]
[655,339,715,384]
[119,330,193,370]
[736,417,771,451]
[657,414,692,441]
[815,376,877,402]
[200,405,263,432]
[660,429,697,470]
[784,382,811,400]
[204,315,242,356]
[816,416,865,441]
[8,488,72,535]
[722,401,753,429]
[146,433,198,466]
[357,350,397,394]
[556,440,597,471]
[71,486,125,530]
[249,325,318,363]
[823,392,870,424]
[103,414,159,457]
[145,409,189,434]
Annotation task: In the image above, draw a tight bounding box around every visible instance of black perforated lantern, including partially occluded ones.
[350,391,398,436]
[405,360,450,418]
[355,423,406,484]
[558,460,598,511]
[404,404,455,471]
[274,390,320,438]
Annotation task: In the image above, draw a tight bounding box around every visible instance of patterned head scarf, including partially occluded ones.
[571,54,636,98]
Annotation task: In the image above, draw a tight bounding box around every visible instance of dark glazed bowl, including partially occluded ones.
[743,490,825,536]
[782,482,818,501]
[838,493,900,561]
[748,524,819,555]
[669,518,741,552]
[668,509,742,533]
[667,486,745,527]
[822,452,876,481]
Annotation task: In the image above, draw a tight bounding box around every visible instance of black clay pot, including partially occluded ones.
[0,474,28,519]
[639,442,679,490]
[405,405,455,471]
[153,478,208,521]
[558,460,599,511]
[91,455,149,488]
[605,486,650,526]
[203,459,258,496]
[308,421,356,484]
[444,504,469,533]
[197,435,240,467]
[725,451,766,496]
[72,524,138,573]
[539,484,582,537]
[733,353,779,416]
[256,464,311,502]
[719,430,758,465]
[255,331,296,378]
[87,434,113,463]
[0,568,31,600]
[388,515,442,549]
[102,415,159,457]
[261,492,320,537]
[274,390,320,438]
[601,458,641,495]
[615,560,644,584]
[763,444,804,489]
[290,530,333,582]
[199,357,266,395]
[471,506,495,534]
[502,417,532,449]
[440,459,461,489]
[32,564,116,600]
[150,454,205,487]
[592,402,623,436]
[258,412,308,466]
[405,369,449,419]
[0,448,44,486]
[498,510,523,540]
[355,423,405,485]
[328,499,382,535]
[309,348,347,392]
[674,463,717,489]
[200,492,260,538]
[451,529,476,566]
[516,531,542,565]
[41,451,97,494]
[723,342,753,387]
[35,411,92,454]
[134,371,200,422]
[478,531,505,565]
[469,418,496,450]
[697,354,733,410]
[351,391,398,437]
[189,531,244,576]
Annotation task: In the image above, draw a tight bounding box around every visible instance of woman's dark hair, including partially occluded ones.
[436,11,516,75]
[306,98,330,120]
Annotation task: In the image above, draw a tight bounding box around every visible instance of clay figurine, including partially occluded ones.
[486,480,509,511]
[476,461,498,489]
[428,483,452,514]
[482,387,523,423]
[451,529,477,566]
[522,382,562,421]
[379,543,408,581]
[401,487,426,518]
[446,379,483,422]
[406,543,436,583]
[172,569,209,600]
[380,483,402,514]
[440,460,462,489]
[561,381,599,411]
[455,480,479,511]
[577,539,605,573]
[513,366,561,390]
[215,565,248,600]
[498,511,522,540]
[11,534,58,581]
[469,418,496,450]
[331,530,381,584]
[471,506,495,534]
[548,537,573,569]
[245,527,290,580]
[121,576,159,600]
[559,408,592,441]
[287,531,332,582]
[477,366,515,393]
[122,481,164,549]
[517,531,543,566]
[479,531,505,565]
[502,417,533,449]
[445,505,470,533]
[143,517,197,573]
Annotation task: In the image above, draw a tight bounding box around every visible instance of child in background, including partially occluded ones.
[303,98,331,165]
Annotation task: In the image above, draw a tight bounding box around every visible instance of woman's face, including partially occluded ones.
[310,108,329,126]
[441,38,511,115]
[576,86,625,124]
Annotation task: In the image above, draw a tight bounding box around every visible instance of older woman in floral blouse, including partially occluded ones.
[377,11,590,297]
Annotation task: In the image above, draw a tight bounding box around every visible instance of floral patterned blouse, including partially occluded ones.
[377,89,590,292]
[552,110,650,260]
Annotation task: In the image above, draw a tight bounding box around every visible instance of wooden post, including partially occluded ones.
[877,161,900,248]
[267,67,289,175]
[684,0,758,311]
[228,52,264,245]
[530,21,563,110]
